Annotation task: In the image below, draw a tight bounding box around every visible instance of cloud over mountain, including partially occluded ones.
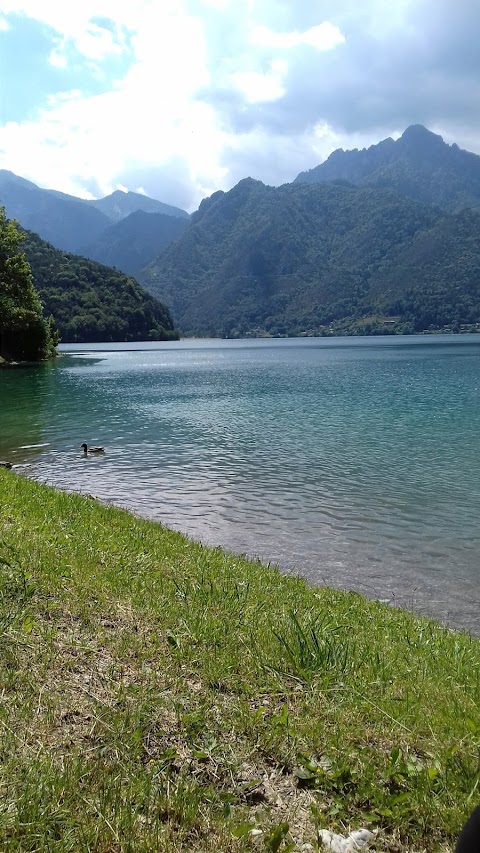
[0,0,479,210]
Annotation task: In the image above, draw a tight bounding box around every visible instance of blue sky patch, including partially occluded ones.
[0,14,133,124]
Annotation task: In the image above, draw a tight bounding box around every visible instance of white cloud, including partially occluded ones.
[0,1,221,206]
[232,59,288,103]
[0,0,131,61]
[48,46,67,68]
[1,0,479,213]
[251,22,346,51]
[0,52,228,206]
[0,13,9,29]
[72,21,126,62]
[198,0,232,8]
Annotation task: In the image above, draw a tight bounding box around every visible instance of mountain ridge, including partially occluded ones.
[86,189,189,222]
[139,175,480,337]
[0,170,189,256]
[294,125,480,213]
[5,124,480,340]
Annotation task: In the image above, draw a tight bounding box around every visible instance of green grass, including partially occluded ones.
[0,470,479,851]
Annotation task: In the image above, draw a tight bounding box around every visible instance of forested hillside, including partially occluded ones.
[6,125,480,340]
[294,125,480,214]
[140,177,480,337]
[366,208,480,331]
[82,209,189,275]
[22,231,178,343]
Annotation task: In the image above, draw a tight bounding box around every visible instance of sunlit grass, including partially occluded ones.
[0,469,478,851]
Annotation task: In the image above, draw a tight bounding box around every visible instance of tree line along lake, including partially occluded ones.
[1,335,479,634]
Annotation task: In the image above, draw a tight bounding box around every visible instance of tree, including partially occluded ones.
[0,207,57,361]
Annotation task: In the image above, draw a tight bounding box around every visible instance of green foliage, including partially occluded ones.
[82,209,188,275]
[270,610,355,682]
[140,178,480,337]
[0,207,57,362]
[0,470,479,849]
[366,208,480,332]
[21,229,179,343]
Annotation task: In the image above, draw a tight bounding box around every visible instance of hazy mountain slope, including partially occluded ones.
[139,178,457,336]
[0,171,189,257]
[21,230,178,343]
[0,170,110,253]
[294,125,480,213]
[0,170,85,206]
[87,189,189,221]
[81,209,189,274]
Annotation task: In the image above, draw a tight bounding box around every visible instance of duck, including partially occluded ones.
[81,443,105,454]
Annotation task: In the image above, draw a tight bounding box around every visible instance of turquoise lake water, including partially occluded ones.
[1,336,479,633]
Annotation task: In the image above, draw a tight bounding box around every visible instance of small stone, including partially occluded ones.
[249,829,263,838]
[318,828,375,853]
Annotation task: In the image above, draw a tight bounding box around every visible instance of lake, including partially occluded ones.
[1,336,479,634]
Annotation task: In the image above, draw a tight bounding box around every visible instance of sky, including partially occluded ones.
[0,0,479,212]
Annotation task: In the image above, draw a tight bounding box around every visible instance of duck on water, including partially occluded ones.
[80,444,105,455]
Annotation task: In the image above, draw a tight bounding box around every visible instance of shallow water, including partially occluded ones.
[1,336,479,633]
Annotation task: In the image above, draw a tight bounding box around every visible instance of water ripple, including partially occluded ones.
[1,337,480,633]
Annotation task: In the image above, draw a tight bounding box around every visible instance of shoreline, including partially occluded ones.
[9,459,480,639]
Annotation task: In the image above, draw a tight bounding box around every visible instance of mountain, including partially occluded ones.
[0,170,110,254]
[139,177,480,337]
[87,189,189,222]
[0,170,189,257]
[81,209,189,275]
[21,229,178,343]
[294,125,480,213]
[365,207,480,331]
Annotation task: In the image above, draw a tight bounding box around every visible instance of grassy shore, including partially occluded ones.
[0,470,478,851]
